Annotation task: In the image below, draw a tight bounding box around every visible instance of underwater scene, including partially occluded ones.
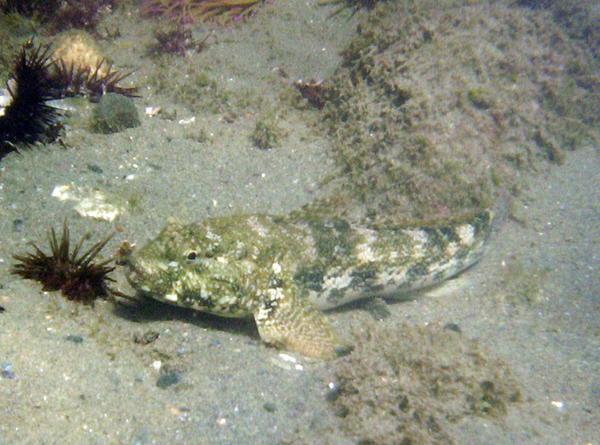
[0,1,598,444]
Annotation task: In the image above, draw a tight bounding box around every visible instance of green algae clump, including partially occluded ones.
[316,0,599,227]
[252,113,285,149]
[91,93,140,134]
[330,322,522,445]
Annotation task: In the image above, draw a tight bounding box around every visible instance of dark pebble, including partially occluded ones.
[335,345,353,357]
[156,371,182,389]
[65,334,84,344]
[13,219,24,232]
[444,322,462,333]
[87,164,104,174]
[263,402,277,412]
[133,330,160,345]
[1,363,15,379]
[335,406,349,418]
[325,383,342,402]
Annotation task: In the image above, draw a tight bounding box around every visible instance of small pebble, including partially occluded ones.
[87,164,103,174]
[1,362,15,379]
[444,323,462,333]
[12,219,24,232]
[133,330,160,345]
[145,106,161,117]
[335,345,353,357]
[335,405,350,418]
[156,371,182,389]
[551,400,565,411]
[325,381,341,402]
[65,334,84,344]
[263,402,277,413]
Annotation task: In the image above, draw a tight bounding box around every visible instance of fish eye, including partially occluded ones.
[186,251,197,260]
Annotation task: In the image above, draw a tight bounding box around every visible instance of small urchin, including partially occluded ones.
[11,221,115,303]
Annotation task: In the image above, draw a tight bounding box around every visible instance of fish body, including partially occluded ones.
[119,211,492,358]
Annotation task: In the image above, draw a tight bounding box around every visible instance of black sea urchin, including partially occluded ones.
[0,42,60,158]
[11,222,115,303]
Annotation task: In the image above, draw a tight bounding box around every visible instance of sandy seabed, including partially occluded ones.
[0,1,598,444]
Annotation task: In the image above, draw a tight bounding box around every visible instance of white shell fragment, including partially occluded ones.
[51,184,125,222]
[551,400,565,411]
[178,116,196,125]
[145,106,161,117]
[269,353,304,371]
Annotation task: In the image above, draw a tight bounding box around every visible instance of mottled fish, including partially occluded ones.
[117,210,492,359]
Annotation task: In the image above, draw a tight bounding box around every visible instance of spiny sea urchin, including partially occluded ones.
[11,221,115,303]
[49,58,138,99]
[0,38,137,158]
[49,31,138,99]
[0,41,60,158]
[141,0,265,25]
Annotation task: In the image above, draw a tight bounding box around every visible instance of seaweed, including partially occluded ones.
[141,0,265,25]
[1,0,117,32]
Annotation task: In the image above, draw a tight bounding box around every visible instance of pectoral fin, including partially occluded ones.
[254,287,339,360]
